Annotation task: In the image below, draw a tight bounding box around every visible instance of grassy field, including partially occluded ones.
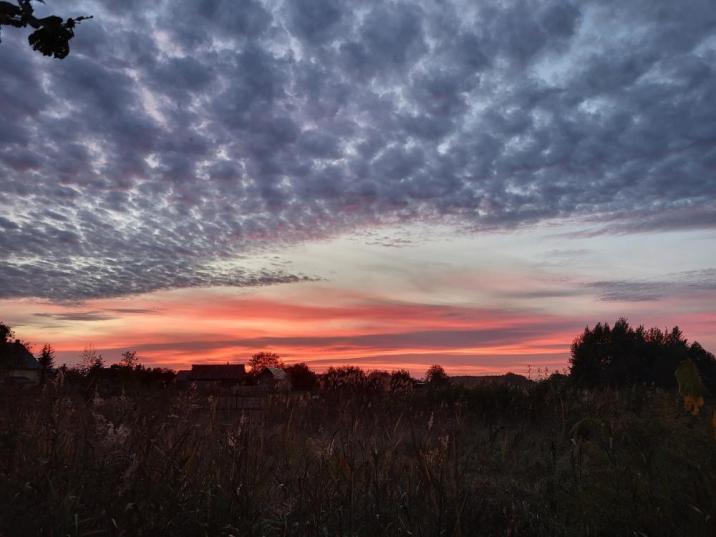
[1,380,715,536]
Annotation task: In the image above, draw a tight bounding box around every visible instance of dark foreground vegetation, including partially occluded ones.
[1,318,715,536]
[1,378,715,536]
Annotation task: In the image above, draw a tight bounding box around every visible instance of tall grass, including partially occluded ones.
[1,381,714,536]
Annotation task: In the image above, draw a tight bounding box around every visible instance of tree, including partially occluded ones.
[285,362,318,391]
[569,322,612,387]
[569,319,715,390]
[688,341,716,394]
[248,351,283,374]
[79,345,103,375]
[0,0,92,59]
[367,370,391,392]
[37,343,55,384]
[0,321,14,343]
[425,364,449,386]
[322,366,369,393]
[389,369,415,394]
[119,350,139,369]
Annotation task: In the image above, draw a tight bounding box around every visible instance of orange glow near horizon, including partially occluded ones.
[0,288,577,376]
[5,283,715,377]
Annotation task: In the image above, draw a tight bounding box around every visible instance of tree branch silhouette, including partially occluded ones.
[0,0,91,58]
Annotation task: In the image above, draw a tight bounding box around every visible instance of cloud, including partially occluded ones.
[34,311,115,322]
[679,269,716,290]
[107,307,157,314]
[31,306,157,322]
[589,269,716,302]
[74,316,577,356]
[487,268,716,302]
[589,280,665,302]
[0,258,318,301]
[1,0,715,300]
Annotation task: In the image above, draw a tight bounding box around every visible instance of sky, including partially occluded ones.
[1,0,715,375]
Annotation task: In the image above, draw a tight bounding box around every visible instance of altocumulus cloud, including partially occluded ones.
[1,0,715,300]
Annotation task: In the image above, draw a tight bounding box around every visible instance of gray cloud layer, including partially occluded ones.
[590,269,716,302]
[2,0,715,300]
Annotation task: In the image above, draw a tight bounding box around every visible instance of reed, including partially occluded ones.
[0,381,714,536]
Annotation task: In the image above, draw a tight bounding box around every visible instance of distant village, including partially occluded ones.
[0,322,531,394]
[0,332,301,392]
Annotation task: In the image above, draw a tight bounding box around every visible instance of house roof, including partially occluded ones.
[0,341,40,370]
[258,367,287,380]
[189,364,246,381]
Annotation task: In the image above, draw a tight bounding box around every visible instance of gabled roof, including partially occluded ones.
[0,341,40,370]
[259,367,287,380]
[189,364,246,381]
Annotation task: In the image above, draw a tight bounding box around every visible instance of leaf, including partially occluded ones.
[675,359,706,415]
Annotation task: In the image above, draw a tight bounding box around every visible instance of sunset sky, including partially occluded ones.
[1,0,715,375]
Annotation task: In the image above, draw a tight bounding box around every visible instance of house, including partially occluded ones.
[256,367,291,391]
[184,364,247,391]
[0,340,41,385]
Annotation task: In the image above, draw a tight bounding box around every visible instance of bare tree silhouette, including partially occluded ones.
[248,351,283,374]
[0,0,91,58]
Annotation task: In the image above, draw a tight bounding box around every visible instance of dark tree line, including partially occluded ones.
[57,356,176,395]
[0,0,91,58]
[569,318,716,393]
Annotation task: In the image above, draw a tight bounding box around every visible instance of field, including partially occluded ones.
[1,380,715,537]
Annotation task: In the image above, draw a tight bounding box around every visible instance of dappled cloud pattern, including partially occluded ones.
[2,0,716,300]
